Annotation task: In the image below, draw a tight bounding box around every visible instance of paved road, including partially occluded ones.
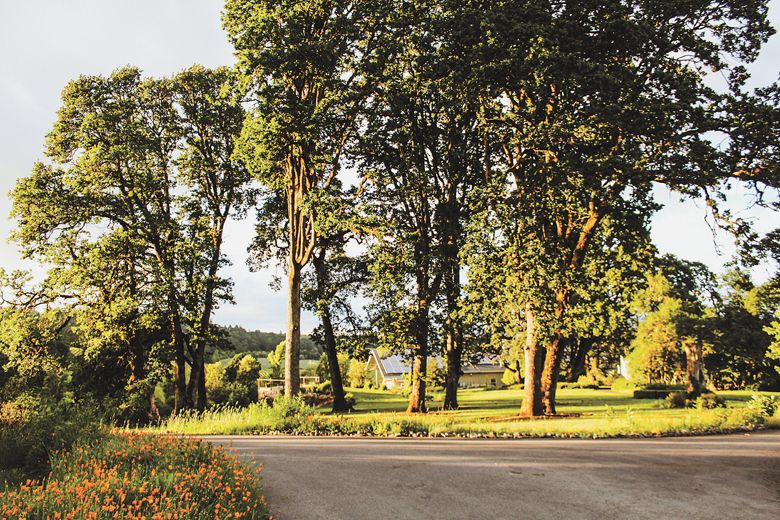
[207,431,780,520]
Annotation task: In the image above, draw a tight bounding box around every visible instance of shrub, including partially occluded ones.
[644,383,686,391]
[347,360,367,388]
[745,394,778,418]
[633,389,672,399]
[316,381,332,394]
[0,394,102,480]
[665,391,688,409]
[572,375,600,389]
[611,377,636,391]
[694,393,726,410]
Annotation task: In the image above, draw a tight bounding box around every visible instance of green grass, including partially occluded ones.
[151,387,780,439]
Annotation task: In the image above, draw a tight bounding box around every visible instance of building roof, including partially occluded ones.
[369,349,504,377]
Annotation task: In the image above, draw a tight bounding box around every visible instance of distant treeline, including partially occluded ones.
[210,325,322,362]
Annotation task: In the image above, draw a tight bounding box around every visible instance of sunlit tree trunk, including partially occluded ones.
[285,260,302,396]
[520,305,544,417]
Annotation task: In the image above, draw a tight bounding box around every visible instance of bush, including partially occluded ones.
[694,393,726,410]
[745,394,778,418]
[644,383,686,391]
[316,381,332,394]
[347,360,367,388]
[571,375,600,389]
[633,389,673,399]
[611,377,636,391]
[0,394,102,480]
[0,433,268,518]
[665,391,688,409]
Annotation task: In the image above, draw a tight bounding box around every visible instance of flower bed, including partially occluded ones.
[0,433,268,519]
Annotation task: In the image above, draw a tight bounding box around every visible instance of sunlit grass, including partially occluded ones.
[150,388,779,438]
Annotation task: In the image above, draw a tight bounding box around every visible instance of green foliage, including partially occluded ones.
[347,359,367,388]
[634,390,674,400]
[695,394,726,410]
[665,392,688,409]
[212,326,321,361]
[0,395,103,481]
[746,394,778,417]
[611,377,636,392]
[266,342,285,379]
[206,353,262,407]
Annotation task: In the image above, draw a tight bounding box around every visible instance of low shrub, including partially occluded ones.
[694,393,726,410]
[745,394,778,418]
[665,391,688,409]
[0,433,268,518]
[644,383,686,391]
[0,394,102,480]
[634,389,672,399]
[611,377,636,392]
[316,381,332,394]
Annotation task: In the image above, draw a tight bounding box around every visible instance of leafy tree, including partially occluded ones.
[474,0,777,415]
[266,341,286,380]
[224,0,386,396]
[358,0,487,412]
[708,269,779,390]
[11,66,250,413]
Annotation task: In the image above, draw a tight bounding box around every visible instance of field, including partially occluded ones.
[155,387,780,438]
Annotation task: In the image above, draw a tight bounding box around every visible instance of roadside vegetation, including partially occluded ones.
[153,388,780,439]
[0,433,268,519]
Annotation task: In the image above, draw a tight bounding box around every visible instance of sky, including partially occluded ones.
[0,0,778,333]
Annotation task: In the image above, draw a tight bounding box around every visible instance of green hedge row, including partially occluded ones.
[633,389,673,399]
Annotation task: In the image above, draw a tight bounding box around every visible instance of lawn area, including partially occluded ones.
[155,387,780,439]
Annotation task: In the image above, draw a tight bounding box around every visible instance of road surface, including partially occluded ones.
[207,431,780,520]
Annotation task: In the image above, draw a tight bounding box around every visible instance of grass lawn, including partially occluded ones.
[155,386,780,438]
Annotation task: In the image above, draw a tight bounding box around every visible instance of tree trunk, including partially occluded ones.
[684,338,705,398]
[407,295,429,413]
[442,245,462,410]
[520,305,544,417]
[312,250,349,412]
[285,261,302,396]
[321,302,349,413]
[565,338,591,383]
[444,342,461,410]
[407,352,428,413]
[172,310,189,414]
[541,334,563,415]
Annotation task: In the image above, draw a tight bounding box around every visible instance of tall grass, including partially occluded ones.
[151,393,773,439]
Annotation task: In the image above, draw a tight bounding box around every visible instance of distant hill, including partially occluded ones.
[209,325,322,362]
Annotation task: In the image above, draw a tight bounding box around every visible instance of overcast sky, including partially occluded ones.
[1,0,778,333]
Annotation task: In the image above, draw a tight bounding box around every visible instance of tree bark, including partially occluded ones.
[520,305,544,417]
[565,337,592,382]
[321,306,350,412]
[407,294,429,413]
[541,333,563,415]
[684,338,705,398]
[172,310,189,414]
[442,241,462,410]
[407,351,428,413]
[285,261,302,396]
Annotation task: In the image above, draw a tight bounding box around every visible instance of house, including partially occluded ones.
[365,349,505,389]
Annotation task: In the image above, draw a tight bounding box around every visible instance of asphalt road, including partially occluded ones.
[207,431,780,520]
